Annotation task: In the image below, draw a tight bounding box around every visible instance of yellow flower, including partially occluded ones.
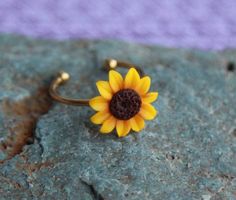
[89,68,158,137]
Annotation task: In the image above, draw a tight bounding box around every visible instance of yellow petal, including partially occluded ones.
[90,110,110,124]
[135,76,151,95]
[116,120,131,137]
[96,81,113,100]
[130,114,145,132]
[142,92,158,103]
[89,96,109,111]
[100,116,116,134]
[109,70,123,93]
[139,103,157,120]
[124,68,140,89]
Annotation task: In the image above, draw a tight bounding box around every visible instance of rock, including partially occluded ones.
[0,34,236,200]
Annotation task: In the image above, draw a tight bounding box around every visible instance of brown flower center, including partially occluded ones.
[109,89,142,120]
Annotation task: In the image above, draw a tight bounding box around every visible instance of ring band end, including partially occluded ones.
[58,71,70,82]
[108,59,118,69]
[104,59,118,71]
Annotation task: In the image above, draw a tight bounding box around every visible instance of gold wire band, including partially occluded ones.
[49,59,144,106]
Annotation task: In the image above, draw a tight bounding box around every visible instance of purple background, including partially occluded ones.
[0,0,236,49]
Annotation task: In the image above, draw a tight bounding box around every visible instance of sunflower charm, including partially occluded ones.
[89,67,158,137]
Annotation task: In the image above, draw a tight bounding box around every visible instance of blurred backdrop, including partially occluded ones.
[0,0,236,49]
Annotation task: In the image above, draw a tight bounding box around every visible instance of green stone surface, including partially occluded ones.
[0,35,236,200]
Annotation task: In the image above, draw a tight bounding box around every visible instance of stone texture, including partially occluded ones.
[0,34,236,200]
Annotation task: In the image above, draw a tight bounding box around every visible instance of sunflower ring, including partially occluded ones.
[49,59,158,137]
